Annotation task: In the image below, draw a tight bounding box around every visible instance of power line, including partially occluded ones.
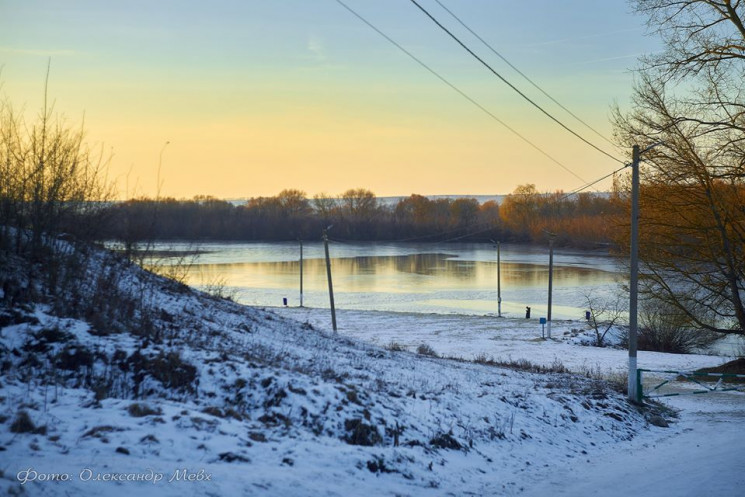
[331,0,625,244]
[436,165,627,242]
[331,218,494,244]
[416,167,627,243]
[409,0,625,165]
[327,165,624,246]
[433,0,616,147]
[333,0,587,183]
[560,163,629,202]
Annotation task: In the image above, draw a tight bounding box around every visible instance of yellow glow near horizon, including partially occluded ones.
[90,109,609,200]
[1,0,649,200]
[3,70,621,200]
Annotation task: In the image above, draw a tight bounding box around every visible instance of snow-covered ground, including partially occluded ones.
[273,306,736,375]
[523,392,745,497]
[1,247,742,496]
[271,307,745,497]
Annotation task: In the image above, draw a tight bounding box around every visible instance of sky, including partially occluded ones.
[0,0,660,200]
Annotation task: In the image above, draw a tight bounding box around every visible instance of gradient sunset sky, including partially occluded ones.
[1,0,659,199]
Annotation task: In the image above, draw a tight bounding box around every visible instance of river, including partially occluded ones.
[152,241,624,320]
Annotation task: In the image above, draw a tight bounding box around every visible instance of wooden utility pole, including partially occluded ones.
[322,227,337,332]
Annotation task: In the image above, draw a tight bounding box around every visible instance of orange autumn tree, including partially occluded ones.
[500,185,620,247]
[612,0,745,335]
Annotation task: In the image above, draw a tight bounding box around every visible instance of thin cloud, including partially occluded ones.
[306,34,326,61]
[570,53,645,66]
[523,27,642,48]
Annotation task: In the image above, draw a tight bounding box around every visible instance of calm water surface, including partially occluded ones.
[158,241,625,320]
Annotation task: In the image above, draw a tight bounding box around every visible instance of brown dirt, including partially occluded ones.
[693,358,745,383]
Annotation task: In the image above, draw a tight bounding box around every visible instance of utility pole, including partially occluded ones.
[628,144,641,402]
[497,241,502,318]
[322,227,337,332]
[490,239,502,317]
[546,231,556,339]
[299,239,304,307]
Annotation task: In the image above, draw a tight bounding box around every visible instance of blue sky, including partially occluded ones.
[0,0,659,199]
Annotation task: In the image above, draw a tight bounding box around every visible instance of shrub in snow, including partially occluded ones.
[127,402,162,418]
[622,299,720,354]
[385,341,407,352]
[10,410,36,434]
[343,418,382,446]
[416,343,438,357]
[429,432,462,450]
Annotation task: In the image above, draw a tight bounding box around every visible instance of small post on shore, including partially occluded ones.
[322,227,337,332]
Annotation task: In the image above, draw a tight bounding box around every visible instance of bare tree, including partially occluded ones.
[0,69,113,293]
[340,188,378,221]
[584,291,625,347]
[613,0,745,335]
[499,184,540,239]
[637,297,720,353]
[277,188,311,217]
[312,192,339,221]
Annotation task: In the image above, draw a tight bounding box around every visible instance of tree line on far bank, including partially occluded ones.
[101,186,623,249]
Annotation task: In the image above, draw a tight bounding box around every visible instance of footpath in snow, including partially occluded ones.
[273,305,745,497]
[521,392,745,497]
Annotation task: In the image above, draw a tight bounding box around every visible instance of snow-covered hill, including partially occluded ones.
[0,245,700,496]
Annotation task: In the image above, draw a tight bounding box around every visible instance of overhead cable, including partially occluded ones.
[433,0,616,147]
[325,162,629,245]
[559,163,630,203]
[409,0,625,165]
[333,0,587,183]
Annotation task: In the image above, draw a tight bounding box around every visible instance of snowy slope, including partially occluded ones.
[0,247,739,496]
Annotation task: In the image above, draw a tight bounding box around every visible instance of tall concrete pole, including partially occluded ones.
[547,233,555,339]
[629,145,641,402]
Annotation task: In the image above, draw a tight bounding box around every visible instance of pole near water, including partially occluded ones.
[322,227,337,332]
[628,145,640,402]
[490,239,502,317]
[546,231,556,339]
[299,239,304,307]
[497,241,502,318]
